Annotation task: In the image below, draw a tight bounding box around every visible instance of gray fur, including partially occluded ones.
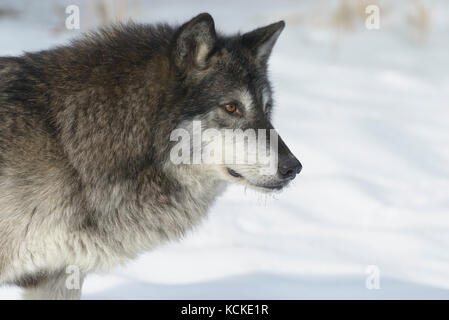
[0,13,300,299]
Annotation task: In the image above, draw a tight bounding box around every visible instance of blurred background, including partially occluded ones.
[0,0,448,299]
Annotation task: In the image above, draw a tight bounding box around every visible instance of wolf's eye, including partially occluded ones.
[224,104,237,114]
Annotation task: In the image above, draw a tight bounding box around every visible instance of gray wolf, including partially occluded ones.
[0,13,301,299]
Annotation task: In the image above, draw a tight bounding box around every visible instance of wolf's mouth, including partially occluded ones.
[226,168,287,191]
[259,184,284,191]
[227,168,243,178]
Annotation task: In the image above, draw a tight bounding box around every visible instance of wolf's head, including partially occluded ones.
[167,13,302,192]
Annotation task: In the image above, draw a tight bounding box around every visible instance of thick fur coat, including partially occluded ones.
[0,13,300,299]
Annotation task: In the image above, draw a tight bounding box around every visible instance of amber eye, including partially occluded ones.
[224,104,237,114]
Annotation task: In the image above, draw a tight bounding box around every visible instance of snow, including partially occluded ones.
[0,0,448,299]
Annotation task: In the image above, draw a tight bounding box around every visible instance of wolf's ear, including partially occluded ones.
[173,13,216,70]
[241,21,285,64]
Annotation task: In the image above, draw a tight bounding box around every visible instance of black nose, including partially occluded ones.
[278,157,302,180]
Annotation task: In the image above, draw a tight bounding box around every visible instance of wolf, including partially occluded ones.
[0,13,302,299]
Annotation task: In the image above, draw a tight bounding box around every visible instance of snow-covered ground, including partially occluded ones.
[0,0,448,299]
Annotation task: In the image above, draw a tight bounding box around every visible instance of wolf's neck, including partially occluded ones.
[83,165,227,263]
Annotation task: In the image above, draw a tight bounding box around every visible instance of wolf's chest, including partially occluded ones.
[74,179,227,271]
